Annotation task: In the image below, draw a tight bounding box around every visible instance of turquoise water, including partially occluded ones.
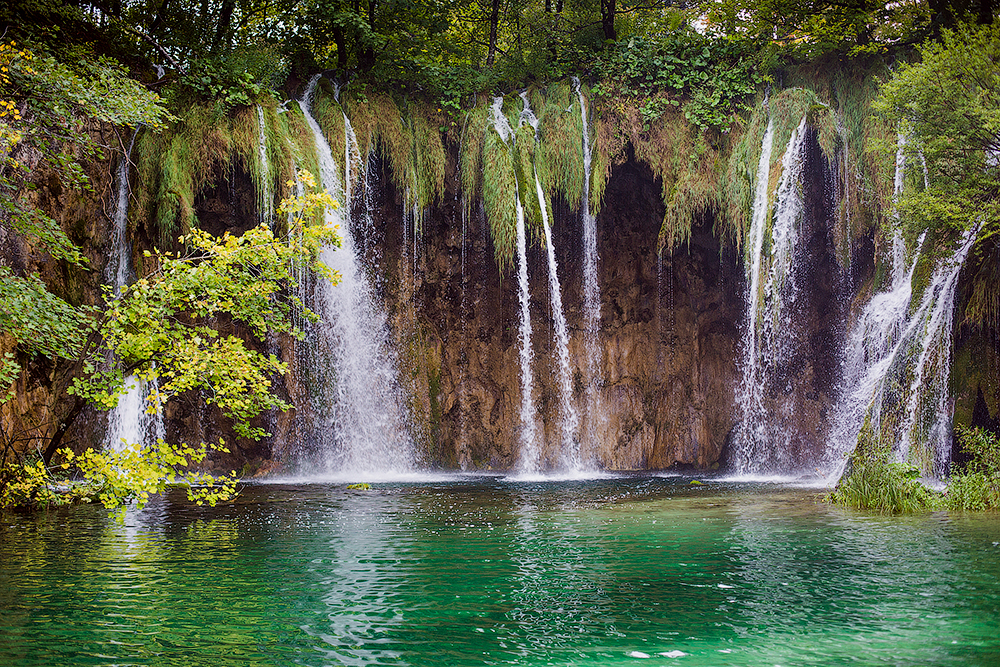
[2,475,1000,666]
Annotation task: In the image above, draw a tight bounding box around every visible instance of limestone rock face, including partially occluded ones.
[1,130,117,457]
[365,153,747,471]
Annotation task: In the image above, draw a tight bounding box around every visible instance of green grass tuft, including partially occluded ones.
[829,420,941,514]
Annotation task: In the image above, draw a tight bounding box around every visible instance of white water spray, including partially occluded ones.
[298,75,414,477]
[734,116,808,475]
[521,93,581,469]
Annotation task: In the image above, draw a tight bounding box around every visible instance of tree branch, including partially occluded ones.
[110,17,187,75]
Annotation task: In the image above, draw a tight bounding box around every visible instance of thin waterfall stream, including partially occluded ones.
[105,134,164,453]
[490,96,541,473]
[256,105,273,228]
[573,76,605,461]
[520,92,581,471]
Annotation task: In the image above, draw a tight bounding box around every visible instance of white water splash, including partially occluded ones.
[298,75,414,477]
[829,227,977,478]
[899,227,979,474]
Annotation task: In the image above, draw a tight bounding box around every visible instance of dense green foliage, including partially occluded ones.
[947,426,1000,510]
[830,426,1000,513]
[593,30,760,131]
[0,40,170,395]
[829,447,940,514]
[873,22,1000,329]
[1,159,339,513]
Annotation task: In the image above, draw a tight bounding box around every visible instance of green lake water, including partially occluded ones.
[2,475,1000,666]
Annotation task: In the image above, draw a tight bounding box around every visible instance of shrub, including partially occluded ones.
[945,426,1000,510]
[829,430,941,513]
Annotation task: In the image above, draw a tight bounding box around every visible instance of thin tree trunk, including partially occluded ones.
[212,0,236,53]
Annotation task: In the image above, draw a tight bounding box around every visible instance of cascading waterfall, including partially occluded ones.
[573,76,604,462]
[256,105,273,228]
[825,134,917,475]
[105,136,165,452]
[828,135,979,478]
[297,75,414,477]
[830,228,977,477]
[520,93,581,470]
[490,96,540,473]
[734,116,808,475]
[898,227,978,474]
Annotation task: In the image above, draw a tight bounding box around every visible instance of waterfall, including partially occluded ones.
[297,75,414,477]
[897,227,978,474]
[830,227,977,478]
[514,192,539,472]
[731,117,775,474]
[828,131,978,478]
[256,105,273,228]
[490,96,540,473]
[826,140,918,474]
[573,76,604,463]
[105,135,165,452]
[520,92,581,469]
[734,116,809,475]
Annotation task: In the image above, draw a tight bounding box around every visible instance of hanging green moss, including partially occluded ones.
[231,102,288,229]
[342,91,408,201]
[344,92,443,221]
[408,102,447,230]
[833,64,895,230]
[514,122,542,233]
[537,81,585,209]
[590,94,730,253]
[460,103,490,217]
[131,103,234,246]
[312,85,347,187]
[482,127,518,270]
[278,104,323,228]
[723,99,768,251]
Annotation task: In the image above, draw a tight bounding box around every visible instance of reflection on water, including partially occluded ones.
[2,477,1000,666]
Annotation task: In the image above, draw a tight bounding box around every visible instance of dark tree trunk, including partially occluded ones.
[148,0,170,34]
[359,0,377,71]
[42,396,85,466]
[212,0,235,53]
[333,25,348,70]
[601,0,617,42]
[486,0,502,67]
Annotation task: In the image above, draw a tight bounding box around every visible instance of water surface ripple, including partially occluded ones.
[2,477,999,666]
